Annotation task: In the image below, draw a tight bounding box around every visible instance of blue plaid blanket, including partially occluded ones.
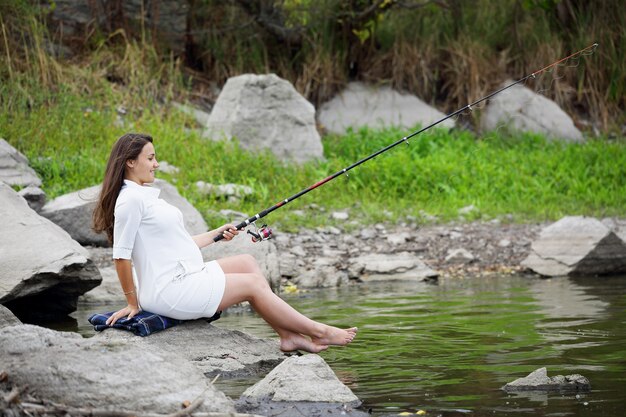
[88,310,221,337]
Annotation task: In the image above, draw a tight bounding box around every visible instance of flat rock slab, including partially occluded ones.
[349,252,438,282]
[94,320,286,378]
[502,367,591,392]
[0,324,235,414]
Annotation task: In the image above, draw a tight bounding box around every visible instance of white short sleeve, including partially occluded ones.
[113,193,144,259]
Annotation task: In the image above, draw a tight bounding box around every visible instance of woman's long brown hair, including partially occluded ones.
[92,133,153,244]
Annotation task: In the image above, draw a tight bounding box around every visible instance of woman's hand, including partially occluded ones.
[217,223,239,241]
[106,304,141,326]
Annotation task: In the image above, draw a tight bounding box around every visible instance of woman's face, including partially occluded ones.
[126,142,159,185]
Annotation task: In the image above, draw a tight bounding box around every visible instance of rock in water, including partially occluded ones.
[238,354,368,417]
[502,367,591,391]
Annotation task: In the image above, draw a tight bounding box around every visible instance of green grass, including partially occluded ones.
[1,85,625,233]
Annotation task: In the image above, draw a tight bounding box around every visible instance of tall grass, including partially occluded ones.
[185,0,624,130]
[2,1,622,128]
[365,0,624,130]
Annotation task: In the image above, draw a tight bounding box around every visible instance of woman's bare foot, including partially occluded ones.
[280,333,329,353]
[312,326,358,346]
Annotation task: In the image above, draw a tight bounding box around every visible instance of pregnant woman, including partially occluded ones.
[92,133,357,353]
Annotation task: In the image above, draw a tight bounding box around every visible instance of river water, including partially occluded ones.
[68,274,625,417]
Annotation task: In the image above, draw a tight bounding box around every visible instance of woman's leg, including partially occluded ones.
[216,254,263,275]
[216,255,357,352]
[215,254,317,348]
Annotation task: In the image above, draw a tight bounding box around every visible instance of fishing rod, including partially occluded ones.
[215,42,598,243]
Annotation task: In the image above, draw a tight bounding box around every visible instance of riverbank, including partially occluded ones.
[86,217,626,293]
[84,219,544,290]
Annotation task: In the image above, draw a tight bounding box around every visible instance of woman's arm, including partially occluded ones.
[106,259,141,325]
[192,223,239,249]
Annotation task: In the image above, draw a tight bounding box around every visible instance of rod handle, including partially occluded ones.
[213,221,248,242]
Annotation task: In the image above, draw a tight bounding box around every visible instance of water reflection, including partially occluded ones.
[64,275,626,417]
[530,277,608,319]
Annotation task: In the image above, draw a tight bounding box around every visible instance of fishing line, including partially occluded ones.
[214,43,598,242]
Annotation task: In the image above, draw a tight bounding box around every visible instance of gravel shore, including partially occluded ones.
[272,220,548,282]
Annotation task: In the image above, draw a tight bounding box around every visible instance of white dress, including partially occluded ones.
[112,180,225,320]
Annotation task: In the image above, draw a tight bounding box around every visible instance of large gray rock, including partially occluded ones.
[0,304,21,328]
[348,252,438,282]
[238,353,366,417]
[502,367,590,391]
[0,324,235,413]
[0,138,41,187]
[318,82,455,134]
[237,354,367,417]
[95,320,285,378]
[0,182,101,320]
[522,216,626,276]
[241,354,359,403]
[40,184,106,246]
[481,81,584,142]
[204,73,323,164]
[41,179,208,246]
[46,0,188,54]
[202,233,281,290]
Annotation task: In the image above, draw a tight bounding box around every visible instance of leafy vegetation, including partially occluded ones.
[187,0,625,130]
[0,0,624,232]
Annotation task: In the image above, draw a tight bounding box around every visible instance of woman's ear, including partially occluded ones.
[126,159,135,169]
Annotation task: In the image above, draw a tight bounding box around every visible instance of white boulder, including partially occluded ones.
[318,82,454,134]
[204,73,323,164]
[481,81,584,142]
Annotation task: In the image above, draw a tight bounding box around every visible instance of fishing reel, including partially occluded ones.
[247,223,273,243]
